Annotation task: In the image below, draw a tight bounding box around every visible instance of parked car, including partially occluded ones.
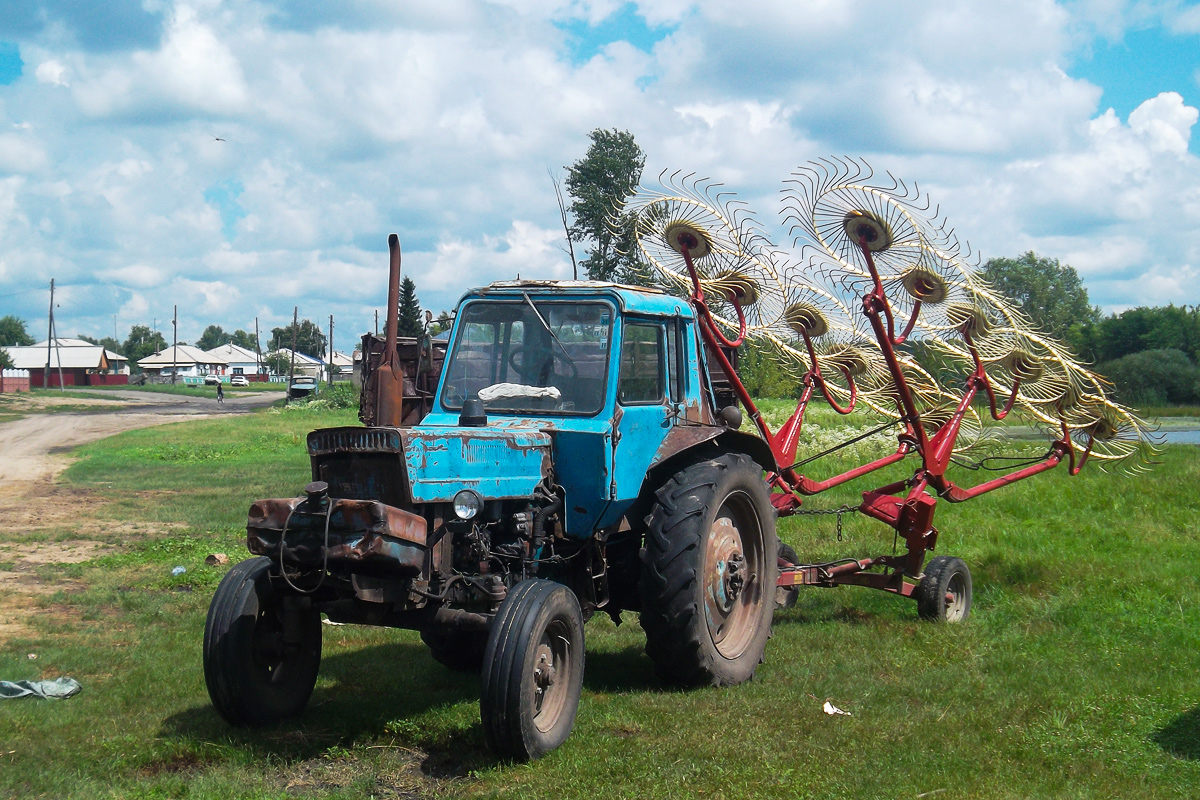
[204,375,221,385]
[230,375,249,387]
[288,376,318,399]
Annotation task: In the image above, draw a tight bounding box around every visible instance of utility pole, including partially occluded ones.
[328,314,334,384]
[45,279,53,390]
[171,305,178,385]
[45,279,64,391]
[254,317,261,379]
[374,309,379,336]
[287,306,298,404]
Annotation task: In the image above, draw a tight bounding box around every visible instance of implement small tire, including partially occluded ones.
[917,555,972,623]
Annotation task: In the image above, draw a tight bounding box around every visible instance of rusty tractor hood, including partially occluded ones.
[401,426,552,503]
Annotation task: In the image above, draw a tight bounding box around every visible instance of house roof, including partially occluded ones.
[269,348,323,366]
[203,343,262,363]
[138,344,230,368]
[330,350,353,367]
[28,338,127,363]
[5,344,110,370]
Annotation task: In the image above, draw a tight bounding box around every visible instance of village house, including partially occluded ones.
[202,343,266,379]
[137,344,229,381]
[4,338,129,387]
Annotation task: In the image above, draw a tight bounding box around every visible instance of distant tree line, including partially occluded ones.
[979,253,1200,406]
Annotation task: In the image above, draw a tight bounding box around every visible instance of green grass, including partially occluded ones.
[1,406,1198,798]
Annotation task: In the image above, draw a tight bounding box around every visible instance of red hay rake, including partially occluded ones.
[627,158,1156,620]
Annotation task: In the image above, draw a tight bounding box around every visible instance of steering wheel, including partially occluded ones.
[507,347,579,381]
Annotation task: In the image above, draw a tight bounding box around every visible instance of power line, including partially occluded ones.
[0,287,45,299]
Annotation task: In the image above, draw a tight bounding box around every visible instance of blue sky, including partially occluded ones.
[0,0,1198,349]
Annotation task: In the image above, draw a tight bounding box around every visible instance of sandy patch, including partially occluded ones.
[0,392,275,642]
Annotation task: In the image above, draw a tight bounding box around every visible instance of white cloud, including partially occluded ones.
[1128,91,1198,153]
[100,264,169,289]
[416,221,572,298]
[73,4,249,118]
[0,132,48,174]
[35,60,69,87]
[0,0,1197,340]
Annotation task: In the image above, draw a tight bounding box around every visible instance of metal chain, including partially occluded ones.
[794,504,858,542]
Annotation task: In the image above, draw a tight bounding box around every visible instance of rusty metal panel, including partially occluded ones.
[247,497,428,576]
[401,428,552,502]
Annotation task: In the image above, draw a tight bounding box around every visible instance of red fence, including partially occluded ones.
[1,370,30,393]
[29,370,128,388]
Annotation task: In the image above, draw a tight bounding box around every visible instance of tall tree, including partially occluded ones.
[430,310,454,336]
[123,325,168,367]
[231,329,258,350]
[0,348,12,369]
[397,276,424,337]
[269,319,326,358]
[565,128,646,282]
[0,315,35,347]
[980,252,1101,348]
[197,325,233,351]
[263,352,291,376]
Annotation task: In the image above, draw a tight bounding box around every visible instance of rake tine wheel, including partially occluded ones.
[622,158,1158,621]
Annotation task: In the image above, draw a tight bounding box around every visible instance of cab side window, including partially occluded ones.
[619,322,664,404]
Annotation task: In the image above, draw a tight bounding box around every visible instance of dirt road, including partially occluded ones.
[0,389,279,640]
[0,388,278,483]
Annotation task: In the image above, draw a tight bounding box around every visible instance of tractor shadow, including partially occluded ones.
[1153,706,1200,759]
[160,639,497,776]
[160,636,669,777]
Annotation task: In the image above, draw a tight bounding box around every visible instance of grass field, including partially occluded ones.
[1,405,1198,799]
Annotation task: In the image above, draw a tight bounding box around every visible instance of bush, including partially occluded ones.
[315,381,359,409]
[1097,348,1200,406]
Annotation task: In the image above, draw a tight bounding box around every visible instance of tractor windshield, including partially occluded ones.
[440,299,612,415]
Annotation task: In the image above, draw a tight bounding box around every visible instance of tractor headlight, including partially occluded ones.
[452,490,482,521]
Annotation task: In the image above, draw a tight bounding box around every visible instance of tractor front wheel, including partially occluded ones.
[480,579,585,760]
[203,557,322,726]
[639,453,778,687]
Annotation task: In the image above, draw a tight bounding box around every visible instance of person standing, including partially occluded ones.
[216,382,224,404]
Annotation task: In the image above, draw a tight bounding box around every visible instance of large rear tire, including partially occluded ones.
[203,557,322,726]
[480,580,585,761]
[639,453,778,687]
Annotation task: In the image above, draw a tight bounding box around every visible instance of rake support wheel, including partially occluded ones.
[917,555,972,622]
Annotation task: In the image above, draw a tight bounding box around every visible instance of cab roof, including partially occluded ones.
[463,279,694,318]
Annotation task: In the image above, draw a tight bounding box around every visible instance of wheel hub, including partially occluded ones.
[704,508,764,659]
[533,644,557,704]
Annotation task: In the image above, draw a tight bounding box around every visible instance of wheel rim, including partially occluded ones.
[530,619,573,734]
[703,493,765,659]
[944,571,968,622]
[250,606,291,683]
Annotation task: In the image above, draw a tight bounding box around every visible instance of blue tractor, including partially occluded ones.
[203,237,779,759]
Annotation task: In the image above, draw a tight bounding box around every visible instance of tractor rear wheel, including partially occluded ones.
[480,579,585,760]
[639,453,778,687]
[203,557,322,726]
[916,555,972,622]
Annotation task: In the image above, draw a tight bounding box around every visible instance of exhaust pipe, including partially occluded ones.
[372,234,406,426]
